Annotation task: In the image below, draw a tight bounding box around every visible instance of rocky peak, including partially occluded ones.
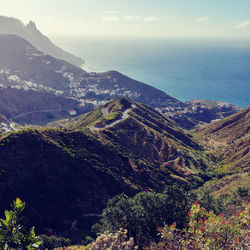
[26,20,37,31]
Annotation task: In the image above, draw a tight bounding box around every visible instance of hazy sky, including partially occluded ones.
[1,0,250,39]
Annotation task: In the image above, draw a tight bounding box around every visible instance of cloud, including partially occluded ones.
[102,16,119,22]
[196,16,208,23]
[234,20,250,29]
[143,16,159,22]
[104,11,118,14]
[124,16,141,21]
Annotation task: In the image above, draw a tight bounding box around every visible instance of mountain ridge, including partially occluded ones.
[0,15,84,67]
[196,107,249,197]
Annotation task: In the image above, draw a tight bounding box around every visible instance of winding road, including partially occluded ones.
[9,105,77,122]
[90,104,136,130]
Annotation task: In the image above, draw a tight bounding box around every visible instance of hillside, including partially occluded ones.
[0,98,210,238]
[0,34,87,91]
[160,99,240,129]
[52,98,205,180]
[196,107,250,196]
[0,87,91,125]
[0,15,84,67]
[0,34,182,108]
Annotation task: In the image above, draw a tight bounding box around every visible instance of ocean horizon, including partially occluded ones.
[53,37,250,108]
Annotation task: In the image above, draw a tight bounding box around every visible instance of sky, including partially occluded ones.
[1,0,250,39]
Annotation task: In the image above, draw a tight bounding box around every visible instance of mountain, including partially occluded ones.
[0,34,87,91]
[196,107,250,196]
[0,15,84,67]
[0,97,209,238]
[0,35,91,125]
[0,34,185,125]
[0,34,239,128]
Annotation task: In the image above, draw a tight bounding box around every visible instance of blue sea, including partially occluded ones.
[54,37,250,108]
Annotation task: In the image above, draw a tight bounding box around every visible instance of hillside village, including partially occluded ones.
[157,100,239,120]
[0,62,142,109]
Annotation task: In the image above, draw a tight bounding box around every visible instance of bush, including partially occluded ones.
[87,228,137,250]
[158,201,249,249]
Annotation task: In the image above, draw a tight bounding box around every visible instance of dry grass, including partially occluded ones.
[201,172,250,198]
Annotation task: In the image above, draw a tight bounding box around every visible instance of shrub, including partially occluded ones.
[158,201,249,249]
[88,228,137,250]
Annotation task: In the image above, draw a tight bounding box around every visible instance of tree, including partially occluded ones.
[0,198,41,250]
[93,185,195,247]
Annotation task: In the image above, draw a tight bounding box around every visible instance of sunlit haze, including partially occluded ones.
[1,0,250,39]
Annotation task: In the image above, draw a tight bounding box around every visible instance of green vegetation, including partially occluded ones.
[0,198,41,250]
[63,190,249,249]
[93,186,195,247]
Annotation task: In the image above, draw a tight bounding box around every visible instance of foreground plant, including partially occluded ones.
[158,201,249,249]
[0,198,41,250]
